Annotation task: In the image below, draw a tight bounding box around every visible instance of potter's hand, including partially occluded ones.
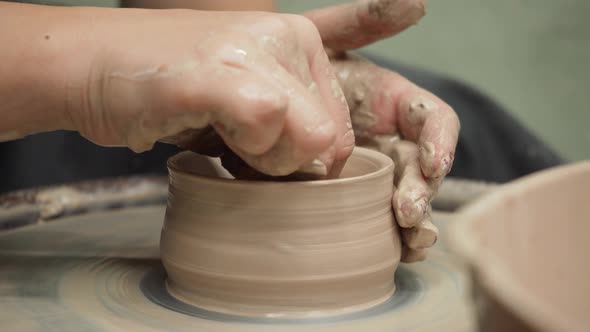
[306,0,460,262]
[69,10,353,177]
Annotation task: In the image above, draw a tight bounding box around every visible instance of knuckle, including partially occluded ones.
[254,92,289,117]
[311,119,338,150]
[236,85,288,127]
[160,80,212,127]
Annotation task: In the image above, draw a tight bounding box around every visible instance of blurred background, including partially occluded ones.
[280,0,590,161]
[28,0,590,160]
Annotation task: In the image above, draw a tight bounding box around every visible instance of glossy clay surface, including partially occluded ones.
[450,162,590,332]
[160,147,402,318]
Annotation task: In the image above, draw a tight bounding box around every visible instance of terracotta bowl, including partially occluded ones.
[449,162,590,332]
[160,147,401,318]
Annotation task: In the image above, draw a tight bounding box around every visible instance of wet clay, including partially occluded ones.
[160,147,402,318]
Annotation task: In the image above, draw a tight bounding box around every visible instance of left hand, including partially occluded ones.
[305,0,461,262]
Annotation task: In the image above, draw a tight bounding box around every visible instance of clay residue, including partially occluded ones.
[349,86,378,134]
[408,96,438,125]
[109,61,201,82]
[35,180,167,220]
[126,112,212,153]
[334,56,379,139]
[108,61,216,153]
[363,0,427,32]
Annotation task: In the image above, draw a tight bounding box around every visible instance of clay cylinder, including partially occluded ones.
[160,147,401,318]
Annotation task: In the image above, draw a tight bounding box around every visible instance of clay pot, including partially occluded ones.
[160,147,401,318]
[449,162,590,332]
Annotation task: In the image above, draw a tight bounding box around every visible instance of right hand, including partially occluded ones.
[67,9,354,177]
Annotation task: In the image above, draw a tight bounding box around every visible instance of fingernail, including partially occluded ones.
[298,158,328,177]
[419,142,436,176]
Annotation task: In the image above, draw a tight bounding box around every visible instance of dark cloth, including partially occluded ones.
[0,58,563,194]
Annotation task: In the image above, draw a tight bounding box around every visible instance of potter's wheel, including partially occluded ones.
[0,177,485,331]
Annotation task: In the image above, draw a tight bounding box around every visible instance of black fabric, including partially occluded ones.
[0,58,563,194]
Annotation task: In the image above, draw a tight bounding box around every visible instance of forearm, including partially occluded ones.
[121,0,275,11]
[0,2,101,140]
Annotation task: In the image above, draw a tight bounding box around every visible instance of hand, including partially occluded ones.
[305,0,461,262]
[67,9,354,177]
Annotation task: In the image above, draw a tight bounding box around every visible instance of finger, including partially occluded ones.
[401,245,427,263]
[168,23,338,178]
[390,140,434,228]
[234,60,337,176]
[332,56,460,179]
[400,213,438,250]
[291,16,355,177]
[304,0,426,52]
[398,94,460,179]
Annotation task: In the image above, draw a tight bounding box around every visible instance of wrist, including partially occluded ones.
[61,7,205,142]
[0,3,112,137]
[51,6,114,133]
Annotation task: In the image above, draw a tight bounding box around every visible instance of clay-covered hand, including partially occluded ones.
[68,10,353,177]
[305,0,461,262]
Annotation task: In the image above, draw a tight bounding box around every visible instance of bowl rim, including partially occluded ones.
[448,161,590,332]
[166,146,394,188]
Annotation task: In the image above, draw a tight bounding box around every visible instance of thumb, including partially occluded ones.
[304,0,426,52]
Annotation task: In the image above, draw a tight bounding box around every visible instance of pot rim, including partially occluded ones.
[167,147,394,188]
[448,161,590,332]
